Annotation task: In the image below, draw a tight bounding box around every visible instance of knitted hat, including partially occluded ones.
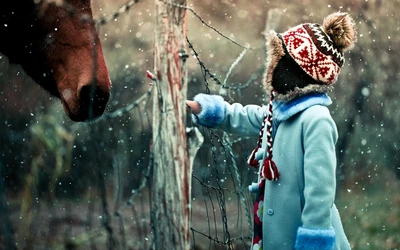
[264,12,357,100]
[248,12,357,181]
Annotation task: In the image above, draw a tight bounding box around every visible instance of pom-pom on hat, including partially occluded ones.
[264,12,357,101]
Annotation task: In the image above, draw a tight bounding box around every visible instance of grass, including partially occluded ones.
[336,166,400,250]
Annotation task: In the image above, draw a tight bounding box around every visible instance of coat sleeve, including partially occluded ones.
[191,93,267,137]
[295,106,338,250]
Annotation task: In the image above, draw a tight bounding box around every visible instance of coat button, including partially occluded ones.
[267,209,274,215]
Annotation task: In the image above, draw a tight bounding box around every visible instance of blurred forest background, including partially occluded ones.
[1,0,400,249]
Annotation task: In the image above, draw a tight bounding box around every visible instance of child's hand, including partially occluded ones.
[186,100,201,115]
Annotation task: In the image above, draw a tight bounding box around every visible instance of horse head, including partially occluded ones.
[0,0,111,121]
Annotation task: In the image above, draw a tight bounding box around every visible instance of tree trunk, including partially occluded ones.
[152,0,191,249]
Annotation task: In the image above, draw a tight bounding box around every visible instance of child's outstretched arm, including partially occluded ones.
[186,93,267,137]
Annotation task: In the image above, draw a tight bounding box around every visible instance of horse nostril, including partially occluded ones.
[78,83,110,119]
[78,85,91,103]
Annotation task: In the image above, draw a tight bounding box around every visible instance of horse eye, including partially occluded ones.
[45,34,55,45]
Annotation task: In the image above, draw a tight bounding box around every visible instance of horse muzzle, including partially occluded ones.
[60,81,111,122]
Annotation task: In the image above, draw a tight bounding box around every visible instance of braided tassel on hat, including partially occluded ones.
[247,90,280,181]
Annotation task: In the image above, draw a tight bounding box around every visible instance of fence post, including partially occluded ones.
[151,0,191,249]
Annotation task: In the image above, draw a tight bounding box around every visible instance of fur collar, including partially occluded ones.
[272,93,332,123]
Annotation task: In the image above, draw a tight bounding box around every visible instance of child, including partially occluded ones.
[186,12,357,250]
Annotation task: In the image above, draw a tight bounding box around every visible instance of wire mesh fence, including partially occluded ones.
[0,0,272,249]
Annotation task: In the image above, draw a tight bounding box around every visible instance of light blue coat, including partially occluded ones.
[192,93,351,250]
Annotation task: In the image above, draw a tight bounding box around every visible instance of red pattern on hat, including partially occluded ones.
[281,24,343,85]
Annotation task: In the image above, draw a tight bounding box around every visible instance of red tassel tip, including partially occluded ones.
[263,158,280,181]
[247,146,260,168]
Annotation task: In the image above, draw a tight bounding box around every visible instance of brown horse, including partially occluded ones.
[0,0,111,121]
